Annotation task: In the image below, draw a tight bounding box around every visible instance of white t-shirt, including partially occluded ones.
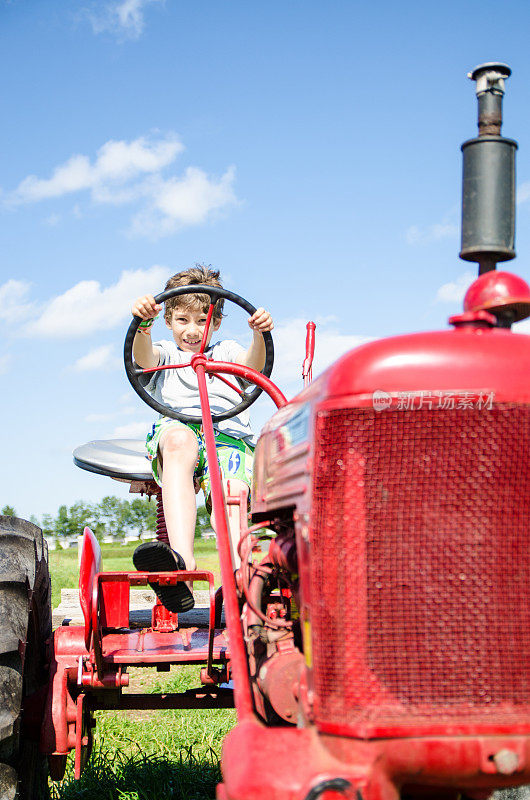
[140,339,255,444]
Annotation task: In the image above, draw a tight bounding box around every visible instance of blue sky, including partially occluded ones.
[3,0,530,520]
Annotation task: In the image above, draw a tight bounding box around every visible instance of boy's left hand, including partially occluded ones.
[248,308,274,333]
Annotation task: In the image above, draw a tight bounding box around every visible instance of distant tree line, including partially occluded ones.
[1,498,211,541]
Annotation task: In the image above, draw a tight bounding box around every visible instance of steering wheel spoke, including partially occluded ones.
[210,372,245,397]
[199,302,215,355]
[141,361,193,375]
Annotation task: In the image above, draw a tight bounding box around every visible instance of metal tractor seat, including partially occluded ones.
[73,439,152,481]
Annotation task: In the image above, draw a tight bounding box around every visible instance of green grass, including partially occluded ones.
[49,538,222,608]
[49,541,234,799]
[49,666,236,800]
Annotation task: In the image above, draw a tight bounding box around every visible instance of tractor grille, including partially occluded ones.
[310,404,530,733]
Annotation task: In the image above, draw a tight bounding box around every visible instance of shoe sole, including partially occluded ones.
[133,541,195,613]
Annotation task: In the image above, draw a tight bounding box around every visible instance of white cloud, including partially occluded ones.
[111,420,152,438]
[406,221,458,245]
[44,213,61,227]
[85,405,137,422]
[0,279,35,323]
[517,182,530,204]
[406,207,459,246]
[85,411,116,423]
[116,0,161,36]
[86,0,164,40]
[6,134,237,238]
[272,317,371,394]
[72,344,121,372]
[435,271,475,303]
[129,166,237,237]
[23,265,170,338]
[9,134,182,205]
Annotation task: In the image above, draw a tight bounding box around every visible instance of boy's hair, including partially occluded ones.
[164,265,224,323]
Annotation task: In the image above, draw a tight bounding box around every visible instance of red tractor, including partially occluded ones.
[2,61,530,800]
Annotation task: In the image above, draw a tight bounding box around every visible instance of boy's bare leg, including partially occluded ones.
[209,478,248,570]
[158,427,199,571]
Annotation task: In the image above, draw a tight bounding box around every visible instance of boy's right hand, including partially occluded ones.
[132,295,162,320]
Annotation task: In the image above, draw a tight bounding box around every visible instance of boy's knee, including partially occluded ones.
[160,427,198,458]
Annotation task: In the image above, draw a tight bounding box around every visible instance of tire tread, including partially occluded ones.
[0,517,51,799]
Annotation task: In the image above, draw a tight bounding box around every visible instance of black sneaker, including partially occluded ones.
[133,540,195,613]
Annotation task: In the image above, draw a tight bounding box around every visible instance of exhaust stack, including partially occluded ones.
[460,62,517,274]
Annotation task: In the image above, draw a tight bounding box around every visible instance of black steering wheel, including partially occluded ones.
[124,285,274,424]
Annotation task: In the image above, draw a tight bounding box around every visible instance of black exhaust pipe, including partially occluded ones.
[460,62,517,275]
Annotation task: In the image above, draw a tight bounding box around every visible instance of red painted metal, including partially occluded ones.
[142,361,244,394]
[41,616,231,779]
[98,628,228,664]
[151,597,180,631]
[464,270,530,320]
[303,321,316,387]
[73,693,93,779]
[40,626,88,772]
[252,324,530,517]
[80,669,129,688]
[142,361,192,374]
[199,302,216,353]
[255,647,303,723]
[318,325,530,404]
[54,268,530,797]
[90,569,219,671]
[78,527,101,649]
[200,358,287,408]
[42,554,230,777]
[309,403,530,738]
[213,372,245,395]
[448,309,497,327]
[100,579,129,629]
[220,720,530,800]
[195,359,255,720]
[140,348,287,408]
[245,310,530,799]
[242,554,291,632]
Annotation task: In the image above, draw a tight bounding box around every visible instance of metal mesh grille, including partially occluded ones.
[310,405,530,731]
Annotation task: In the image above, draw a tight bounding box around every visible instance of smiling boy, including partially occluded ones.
[131,265,273,612]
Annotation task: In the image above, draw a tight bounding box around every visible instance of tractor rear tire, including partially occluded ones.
[0,516,52,800]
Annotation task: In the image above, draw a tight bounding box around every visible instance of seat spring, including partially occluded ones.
[156,490,169,544]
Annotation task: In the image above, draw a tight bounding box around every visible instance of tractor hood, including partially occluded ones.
[294,325,530,408]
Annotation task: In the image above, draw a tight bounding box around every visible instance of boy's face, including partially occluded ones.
[166,304,221,352]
